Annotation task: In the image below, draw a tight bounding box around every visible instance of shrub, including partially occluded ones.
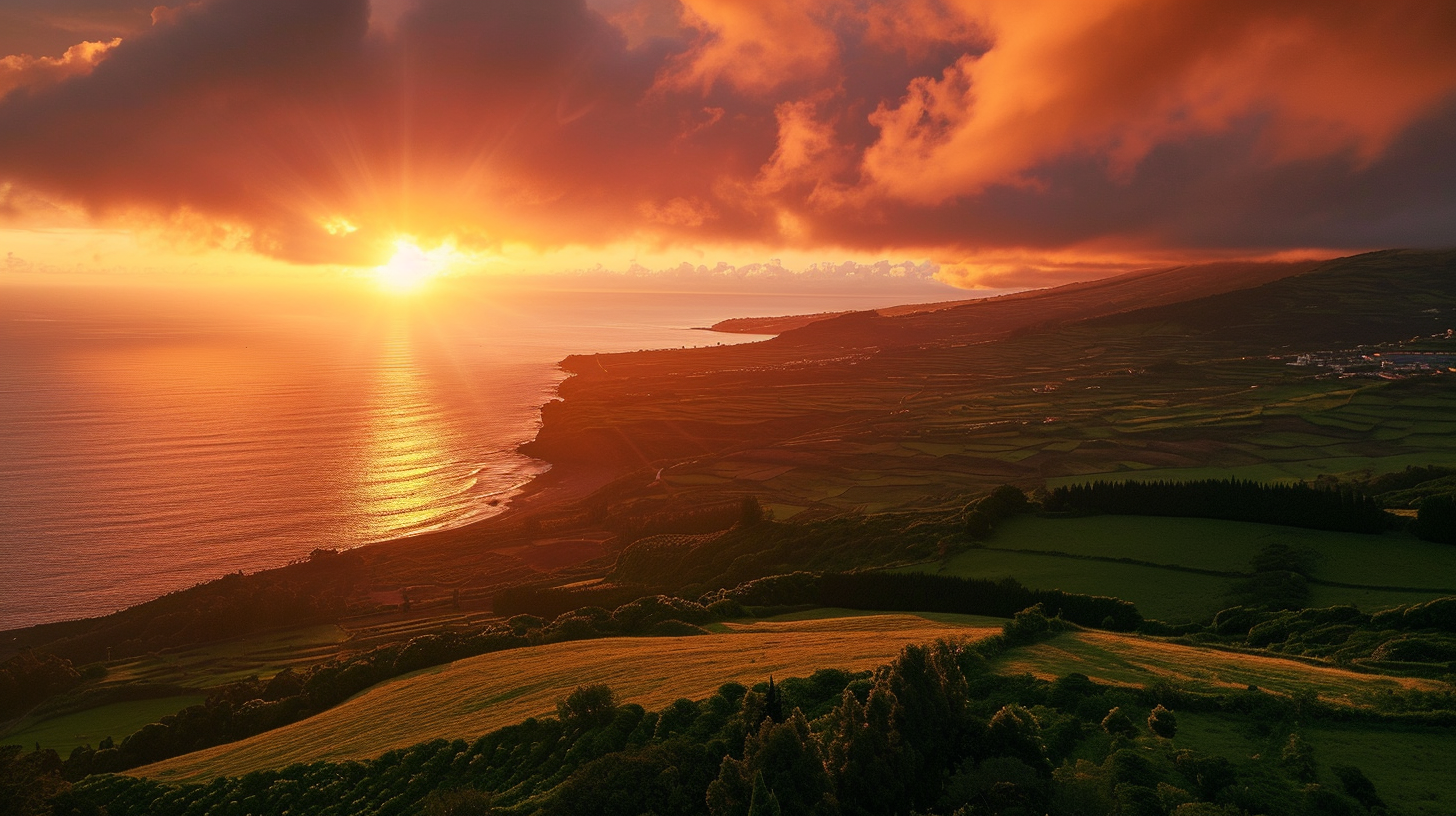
[1101,707,1139,740]
[1148,705,1178,739]
[1413,494,1456,544]
[557,685,618,728]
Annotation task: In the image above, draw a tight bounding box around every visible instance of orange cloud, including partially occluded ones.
[0,38,120,100]
[863,1,1456,202]
[0,0,1453,284]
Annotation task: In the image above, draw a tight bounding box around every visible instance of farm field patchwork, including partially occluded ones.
[907,515,1456,622]
[991,515,1456,592]
[898,547,1237,622]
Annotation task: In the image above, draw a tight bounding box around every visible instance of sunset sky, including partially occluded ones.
[2,0,1455,288]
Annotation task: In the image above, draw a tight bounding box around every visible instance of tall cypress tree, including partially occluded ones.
[764,677,784,725]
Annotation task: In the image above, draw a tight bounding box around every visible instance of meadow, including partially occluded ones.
[0,611,506,753]
[994,630,1443,708]
[126,609,1443,787]
[905,515,1456,622]
[130,613,1003,783]
[0,695,205,756]
[1176,711,1456,816]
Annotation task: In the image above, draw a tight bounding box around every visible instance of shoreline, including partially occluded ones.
[1,288,969,636]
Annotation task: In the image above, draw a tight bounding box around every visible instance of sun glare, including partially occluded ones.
[374,239,455,293]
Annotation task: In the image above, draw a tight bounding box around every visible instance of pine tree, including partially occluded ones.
[826,681,907,816]
[747,771,782,816]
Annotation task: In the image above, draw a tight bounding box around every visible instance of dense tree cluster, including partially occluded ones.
[1199,596,1456,675]
[0,652,82,720]
[963,485,1034,540]
[1413,494,1456,544]
[1043,479,1393,534]
[704,571,1144,632]
[41,608,1391,816]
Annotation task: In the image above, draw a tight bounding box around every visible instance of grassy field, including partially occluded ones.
[1177,711,1456,816]
[994,515,1456,591]
[131,613,1003,783]
[900,546,1236,622]
[1,696,205,754]
[101,624,351,690]
[2,609,521,758]
[995,630,1442,708]
[903,515,1456,622]
[127,609,1447,787]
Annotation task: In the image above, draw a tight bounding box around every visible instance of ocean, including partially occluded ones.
[0,277,957,629]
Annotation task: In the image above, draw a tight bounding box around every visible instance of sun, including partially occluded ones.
[374,238,455,293]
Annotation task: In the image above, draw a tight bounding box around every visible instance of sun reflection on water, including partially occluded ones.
[353,318,474,539]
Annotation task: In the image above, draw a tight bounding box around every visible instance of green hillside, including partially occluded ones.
[132,613,1002,783]
[904,515,1456,621]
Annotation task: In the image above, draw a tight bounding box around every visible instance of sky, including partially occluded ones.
[1,0,1455,288]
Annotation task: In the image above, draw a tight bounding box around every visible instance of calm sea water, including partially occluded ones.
[0,278,954,629]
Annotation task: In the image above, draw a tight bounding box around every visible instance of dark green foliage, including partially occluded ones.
[1413,494,1456,544]
[610,501,749,544]
[0,651,81,720]
[747,771,781,816]
[493,584,651,620]
[986,704,1048,773]
[1100,707,1139,740]
[51,595,725,779]
[55,635,1403,816]
[543,741,721,816]
[964,485,1033,540]
[1332,764,1385,810]
[739,497,765,528]
[1000,604,1069,646]
[556,686,617,729]
[708,711,836,816]
[707,571,1143,631]
[1248,543,1316,576]
[418,787,493,816]
[1237,541,1325,611]
[824,681,907,816]
[762,678,784,726]
[1279,732,1316,782]
[1044,479,1393,533]
[1147,705,1177,739]
[0,746,69,816]
[1365,465,1456,496]
[1189,596,1456,670]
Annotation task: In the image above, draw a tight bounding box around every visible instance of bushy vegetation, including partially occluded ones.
[1413,495,1456,545]
[963,485,1033,540]
[705,572,1144,632]
[1044,479,1393,534]
[1200,596,1456,669]
[0,651,82,720]
[31,608,1400,816]
[43,595,728,780]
